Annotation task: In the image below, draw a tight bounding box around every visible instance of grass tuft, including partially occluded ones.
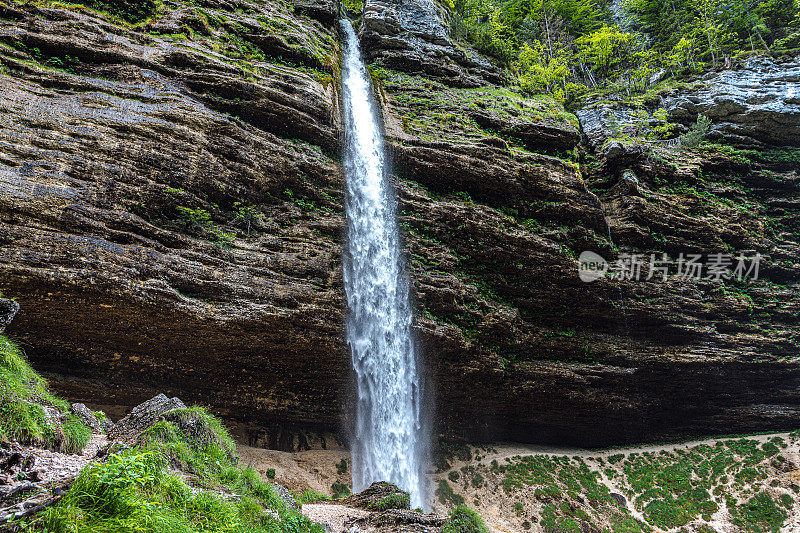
[0,335,90,453]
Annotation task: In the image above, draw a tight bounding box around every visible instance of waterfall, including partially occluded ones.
[339,19,427,509]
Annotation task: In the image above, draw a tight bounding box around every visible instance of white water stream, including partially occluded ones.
[339,19,426,509]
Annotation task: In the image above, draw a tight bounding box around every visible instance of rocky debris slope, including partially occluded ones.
[1,393,307,528]
[0,435,107,525]
[665,57,800,147]
[0,0,798,448]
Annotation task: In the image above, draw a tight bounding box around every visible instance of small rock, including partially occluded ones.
[649,68,666,85]
[1,452,23,472]
[616,170,640,196]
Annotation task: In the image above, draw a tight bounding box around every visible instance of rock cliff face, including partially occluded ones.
[665,57,800,147]
[1,0,798,448]
[359,0,503,87]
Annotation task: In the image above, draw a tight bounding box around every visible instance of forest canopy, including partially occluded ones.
[446,0,800,103]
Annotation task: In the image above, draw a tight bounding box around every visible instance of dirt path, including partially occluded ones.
[471,432,796,467]
[302,503,370,532]
[15,433,107,485]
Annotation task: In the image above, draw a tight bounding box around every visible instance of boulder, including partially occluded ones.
[70,403,101,433]
[108,394,186,444]
[336,481,409,511]
[575,105,637,152]
[0,299,19,333]
[345,508,445,532]
[664,57,800,146]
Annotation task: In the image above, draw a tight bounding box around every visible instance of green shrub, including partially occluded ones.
[175,206,213,234]
[442,505,488,533]
[680,114,712,148]
[732,492,788,532]
[266,468,276,479]
[436,480,465,506]
[331,482,350,499]
[342,0,363,16]
[368,493,410,511]
[335,458,348,475]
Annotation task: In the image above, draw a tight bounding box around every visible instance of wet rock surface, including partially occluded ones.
[303,482,444,532]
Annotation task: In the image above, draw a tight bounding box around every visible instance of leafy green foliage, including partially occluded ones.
[0,336,90,453]
[625,0,800,64]
[448,0,799,102]
[680,113,712,148]
[175,206,236,247]
[442,505,488,533]
[330,482,350,499]
[232,202,262,236]
[342,0,363,16]
[513,42,570,96]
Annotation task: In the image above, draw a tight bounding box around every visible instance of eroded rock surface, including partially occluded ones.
[665,57,800,146]
[303,482,444,533]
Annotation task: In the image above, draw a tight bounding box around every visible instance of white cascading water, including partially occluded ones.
[339,19,426,509]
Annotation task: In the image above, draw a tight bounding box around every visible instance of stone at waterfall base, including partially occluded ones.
[302,481,444,532]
